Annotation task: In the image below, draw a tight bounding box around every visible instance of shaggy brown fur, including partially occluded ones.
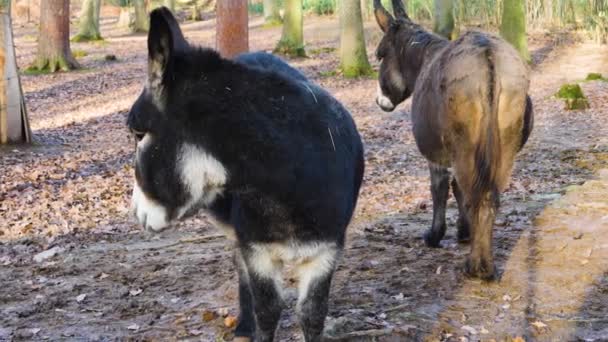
[374,0,533,280]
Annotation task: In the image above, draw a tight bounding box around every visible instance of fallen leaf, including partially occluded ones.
[129,289,142,296]
[202,310,216,322]
[531,321,548,329]
[127,324,139,331]
[224,315,237,328]
[513,337,526,342]
[435,266,442,275]
[76,294,87,303]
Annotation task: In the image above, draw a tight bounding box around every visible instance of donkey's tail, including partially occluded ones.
[471,39,501,211]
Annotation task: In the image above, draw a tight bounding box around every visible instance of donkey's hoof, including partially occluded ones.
[423,230,443,248]
[457,230,471,244]
[464,258,496,281]
[233,338,252,342]
[456,220,471,243]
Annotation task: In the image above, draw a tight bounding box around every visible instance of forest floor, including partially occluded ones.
[1,12,608,342]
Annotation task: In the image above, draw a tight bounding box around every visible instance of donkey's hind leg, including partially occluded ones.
[424,163,450,247]
[295,244,339,342]
[234,249,256,340]
[451,178,471,243]
[241,246,285,342]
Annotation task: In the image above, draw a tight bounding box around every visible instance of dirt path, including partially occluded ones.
[1,14,608,342]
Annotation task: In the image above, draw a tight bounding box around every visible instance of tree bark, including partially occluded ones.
[216,0,248,58]
[339,0,372,77]
[30,0,79,72]
[433,0,454,39]
[131,0,149,32]
[500,0,530,62]
[73,0,102,42]
[263,0,281,25]
[0,2,30,144]
[275,0,304,56]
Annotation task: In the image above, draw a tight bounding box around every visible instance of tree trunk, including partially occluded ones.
[216,0,248,58]
[263,0,281,25]
[73,0,102,42]
[164,0,175,12]
[500,0,530,62]
[275,0,304,56]
[433,0,454,39]
[0,2,30,144]
[339,0,371,77]
[131,0,149,32]
[30,0,79,72]
[117,6,131,28]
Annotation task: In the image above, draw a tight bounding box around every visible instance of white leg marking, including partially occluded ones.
[295,244,338,307]
[376,83,395,111]
[247,242,338,304]
[177,143,228,218]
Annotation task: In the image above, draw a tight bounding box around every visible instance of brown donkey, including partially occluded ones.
[373,0,534,280]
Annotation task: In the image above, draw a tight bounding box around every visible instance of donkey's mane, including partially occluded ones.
[399,20,448,61]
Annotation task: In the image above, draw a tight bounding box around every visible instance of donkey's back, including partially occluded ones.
[417,31,530,190]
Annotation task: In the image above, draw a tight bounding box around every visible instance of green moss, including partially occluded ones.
[556,83,585,99]
[72,50,89,58]
[274,40,306,57]
[308,47,336,55]
[319,70,338,77]
[71,34,104,43]
[262,19,283,28]
[556,83,589,110]
[585,73,606,81]
[341,65,374,78]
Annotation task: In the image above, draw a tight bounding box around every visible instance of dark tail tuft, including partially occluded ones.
[471,44,501,210]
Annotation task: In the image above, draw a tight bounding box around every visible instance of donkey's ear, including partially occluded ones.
[147,7,188,84]
[374,0,394,33]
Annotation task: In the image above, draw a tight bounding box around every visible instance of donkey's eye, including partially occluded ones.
[131,129,146,142]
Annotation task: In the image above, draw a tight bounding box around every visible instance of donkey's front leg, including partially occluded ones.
[424,163,450,247]
[234,249,255,341]
[241,246,284,342]
[295,244,339,342]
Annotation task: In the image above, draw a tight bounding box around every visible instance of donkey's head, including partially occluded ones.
[374,0,422,111]
[127,7,227,232]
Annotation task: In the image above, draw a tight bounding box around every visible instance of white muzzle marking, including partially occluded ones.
[131,182,169,232]
[376,83,395,111]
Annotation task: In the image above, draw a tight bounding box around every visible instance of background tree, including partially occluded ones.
[73,0,102,42]
[500,0,530,62]
[339,0,372,77]
[217,0,248,58]
[434,0,454,39]
[30,0,79,72]
[164,0,175,12]
[132,0,149,32]
[0,0,30,143]
[275,0,305,56]
[263,0,282,25]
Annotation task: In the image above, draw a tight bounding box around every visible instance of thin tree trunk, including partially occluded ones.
[275,0,304,56]
[263,0,281,25]
[339,0,371,77]
[433,0,454,39]
[73,0,102,42]
[117,6,131,28]
[30,0,79,72]
[216,0,248,58]
[500,0,530,62]
[131,0,149,32]
[164,0,175,12]
[0,2,30,144]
